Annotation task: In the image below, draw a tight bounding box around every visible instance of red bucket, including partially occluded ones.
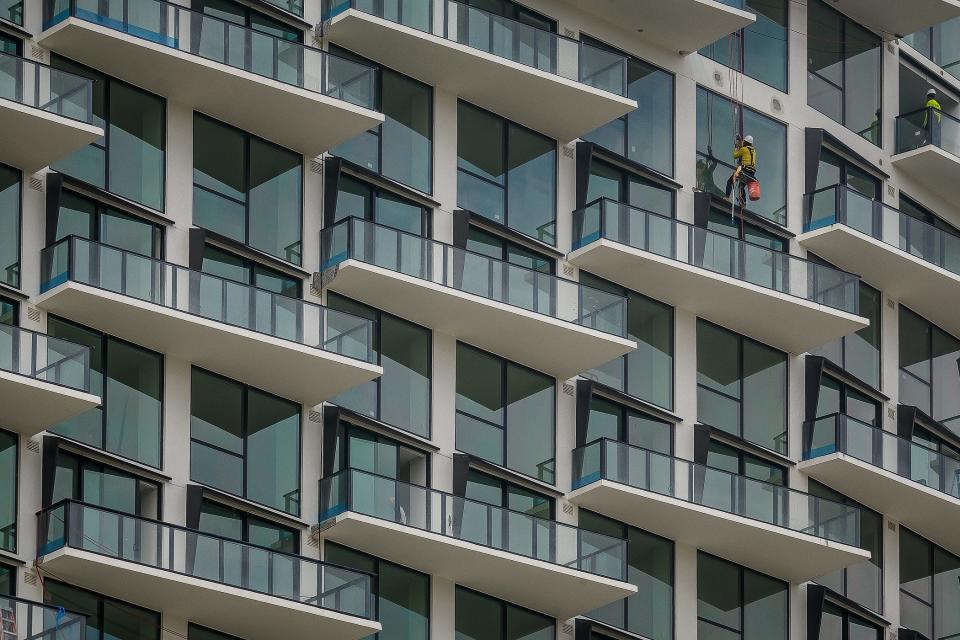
[747,180,761,201]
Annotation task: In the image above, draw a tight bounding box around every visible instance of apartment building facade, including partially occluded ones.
[1,0,959,639]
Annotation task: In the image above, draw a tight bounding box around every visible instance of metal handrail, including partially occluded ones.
[572,197,862,315]
[37,498,378,620]
[0,323,93,392]
[318,467,629,581]
[0,593,89,640]
[319,216,630,337]
[40,235,377,363]
[572,437,863,546]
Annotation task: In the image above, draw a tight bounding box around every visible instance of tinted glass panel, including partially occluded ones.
[0,166,19,288]
[0,430,14,553]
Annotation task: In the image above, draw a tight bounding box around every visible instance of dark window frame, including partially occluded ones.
[193,112,305,266]
[696,318,789,455]
[465,467,555,520]
[196,497,300,554]
[189,365,303,516]
[327,293,433,439]
[898,304,960,428]
[455,341,557,485]
[47,315,166,470]
[0,295,18,325]
[587,156,677,218]
[43,578,161,640]
[327,173,432,238]
[454,584,555,638]
[330,419,432,488]
[50,188,165,259]
[200,243,302,298]
[898,526,960,638]
[696,550,790,640]
[456,99,559,246]
[0,561,14,596]
[0,427,17,554]
[48,448,163,517]
[819,600,883,640]
[0,161,21,289]
[49,54,167,212]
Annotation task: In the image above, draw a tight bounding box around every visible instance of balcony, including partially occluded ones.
[0,324,100,437]
[319,0,636,142]
[318,468,637,620]
[319,218,636,379]
[0,52,103,172]
[37,500,381,640]
[37,236,382,406]
[1,593,88,640]
[568,198,868,354]
[801,184,960,337]
[893,108,960,203]
[826,0,960,38]
[569,439,871,582]
[557,0,755,55]
[39,0,383,156]
[800,414,960,555]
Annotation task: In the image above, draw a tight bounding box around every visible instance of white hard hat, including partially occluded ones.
[744,135,754,145]
[928,88,937,96]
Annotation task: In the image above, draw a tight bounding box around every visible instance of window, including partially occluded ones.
[696,88,788,225]
[50,56,165,211]
[193,0,302,42]
[457,101,557,245]
[584,396,673,454]
[899,306,960,436]
[0,430,15,553]
[461,0,555,29]
[200,245,301,298]
[0,164,19,288]
[899,528,960,639]
[807,0,882,146]
[0,33,17,53]
[52,190,164,258]
[50,450,161,516]
[196,500,298,554]
[697,552,788,640]
[47,317,163,468]
[0,0,21,25]
[817,602,882,640]
[586,158,675,218]
[0,297,14,325]
[706,440,787,486]
[0,563,11,596]
[455,343,555,483]
[328,421,430,486]
[466,227,554,272]
[464,469,553,520]
[811,276,882,389]
[815,375,882,427]
[809,480,883,612]
[579,510,673,640]
[331,48,433,194]
[326,543,429,640]
[44,581,160,640]
[455,586,554,640]
[189,625,242,640]
[901,194,960,242]
[190,367,301,515]
[701,0,788,91]
[581,273,674,410]
[331,175,430,237]
[815,148,882,200]
[905,18,960,81]
[697,320,788,454]
[328,295,431,438]
[193,114,302,264]
[583,45,675,176]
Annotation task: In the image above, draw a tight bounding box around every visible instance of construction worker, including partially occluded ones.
[923,88,942,146]
[725,134,757,204]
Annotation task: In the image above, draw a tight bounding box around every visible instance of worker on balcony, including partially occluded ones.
[725,134,757,204]
[923,88,942,146]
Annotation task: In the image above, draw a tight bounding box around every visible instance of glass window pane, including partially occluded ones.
[382,69,432,194]
[246,388,301,514]
[627,294,674,410]
[586,397,621,444]
[0,431,15,553]
[191,369,244,496]
[455,588,502,640]
[100,207,159,257]
[48,318,105,449]
[506,363,555,483]
[743,570,787,640]
[105,339,162,467]
[456,345,503,425]
[108,82,165,210]
[506,124,556,243]
[742,340,786,453]
[900,528,933,602]
[697,554,741,631]
[380,315,431,438]
[626,61,674,175]
[0,166,19,288]
[627,528,673,640]
[505,606,553,640]
[0,563,12,595]
[248,138,302,264]
[380,562,430,640]
[458,103,505,185]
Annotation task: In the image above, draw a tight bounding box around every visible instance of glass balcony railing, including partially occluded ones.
[805,183,960,277]
[0,51,96,125]
[261,0,303,18]
[572,438,862,547]
[37,500,377,620]
[321,0,629,97]
[0,323,93,393]
[572,197,861,315]
[319,468,628,581]
[804,413,960,501]
[320,217,629,338]
[40,236,376,364]
[0,593,88,640]
[42,0,377,109]
[896,106,960,157]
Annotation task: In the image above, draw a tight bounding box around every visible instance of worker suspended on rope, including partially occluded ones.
[725,134,759,205]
